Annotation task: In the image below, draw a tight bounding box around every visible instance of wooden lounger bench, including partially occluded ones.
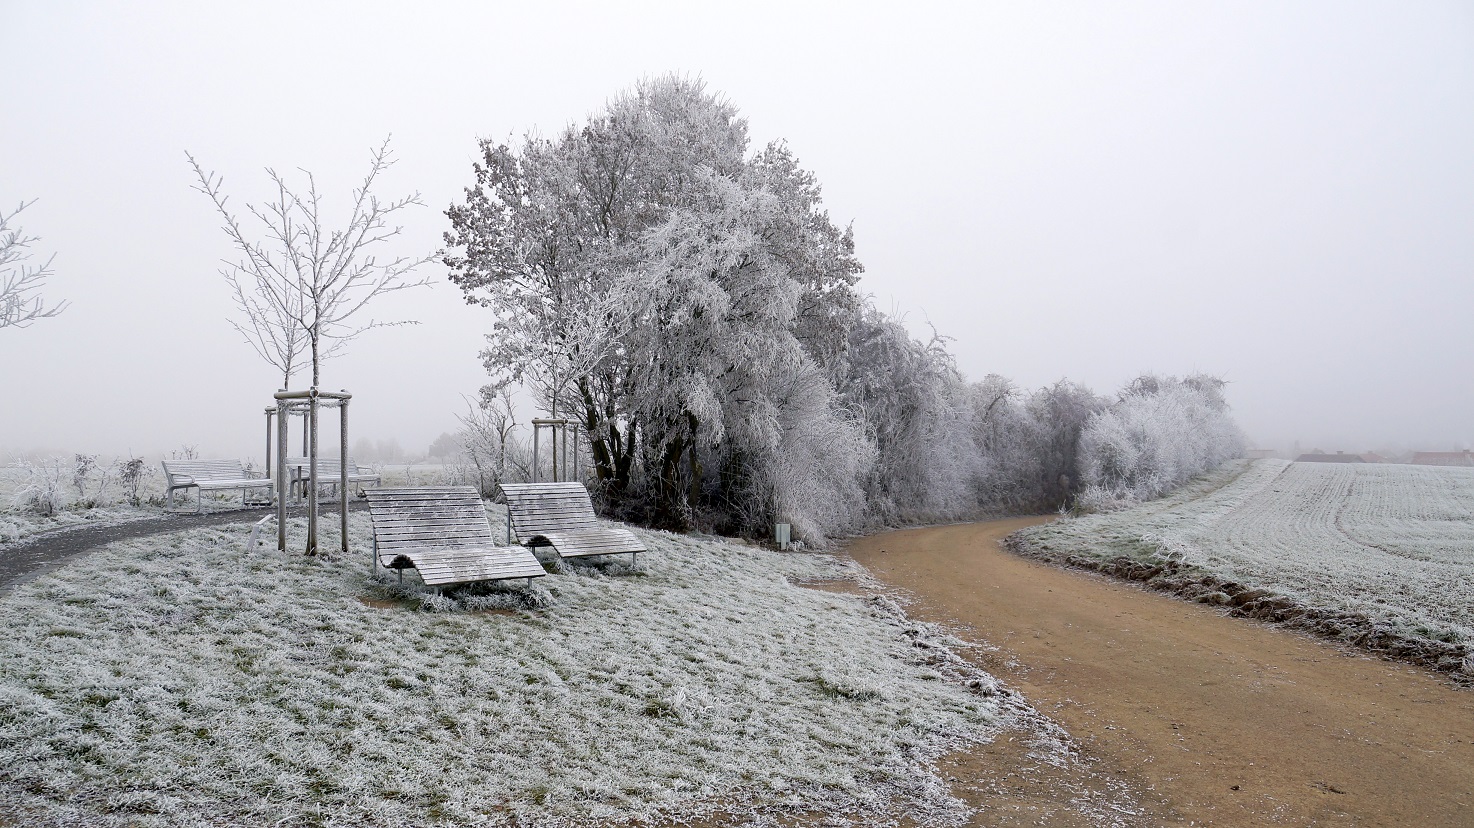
[365,486,545,587]
[498,481,646,565]
[161,459,273,513]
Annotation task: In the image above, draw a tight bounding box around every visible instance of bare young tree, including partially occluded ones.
[0,200,66,330]
[188,137,435,388]
[457,386,524,497]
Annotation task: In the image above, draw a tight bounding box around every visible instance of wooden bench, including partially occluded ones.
[286,456,380,501]
[498,481,646,564]
[161,459,273,513]
[365,486,545,587]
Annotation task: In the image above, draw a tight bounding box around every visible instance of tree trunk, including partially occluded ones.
[686,411,702,506]
[310,333,320,388]
[655,434,689,531]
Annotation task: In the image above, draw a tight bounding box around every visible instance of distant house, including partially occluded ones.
[1411,451,1474,467]
[1295,452,1367,463]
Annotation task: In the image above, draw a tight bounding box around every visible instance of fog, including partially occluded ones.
[2,0,1470,461]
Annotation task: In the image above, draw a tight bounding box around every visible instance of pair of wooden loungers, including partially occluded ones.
[365,482,645,587]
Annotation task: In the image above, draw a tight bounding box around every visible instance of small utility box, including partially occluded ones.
[775,523,791,551]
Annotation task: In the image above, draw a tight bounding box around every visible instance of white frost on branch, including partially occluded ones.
[0,200,66,330]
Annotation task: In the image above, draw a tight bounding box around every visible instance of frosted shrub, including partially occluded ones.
[765,362,876,543]
[114,456,150,507]
[1077,374,1244,504]
[841,310,983,525]
[13,457,66,516]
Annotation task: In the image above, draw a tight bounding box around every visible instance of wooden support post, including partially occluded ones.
[276,399,288,551]
[340,393,350,556]
[306,387,319,556]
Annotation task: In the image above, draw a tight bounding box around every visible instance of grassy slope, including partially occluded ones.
[0,513,1009,827]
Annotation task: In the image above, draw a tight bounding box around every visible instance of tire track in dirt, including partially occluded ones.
[847,517,1474,827]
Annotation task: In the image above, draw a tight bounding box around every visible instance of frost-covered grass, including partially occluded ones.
[0,463,156,544]
[0,501,155,545]
[1016,459,1474,648]
[0,512,1009,827]
[0,463,265,546]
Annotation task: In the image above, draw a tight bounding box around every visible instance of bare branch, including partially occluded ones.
[187,137,436,388]
[0,200,68,330]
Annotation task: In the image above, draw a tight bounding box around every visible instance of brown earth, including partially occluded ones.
[846,517,1474,827]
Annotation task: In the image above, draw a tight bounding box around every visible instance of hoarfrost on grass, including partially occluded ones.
[0,512,1010,826]
[1017,459,1474,648]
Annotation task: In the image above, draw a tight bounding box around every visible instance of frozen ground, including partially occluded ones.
[1013,460,1474,668]
[0,509,1013,827]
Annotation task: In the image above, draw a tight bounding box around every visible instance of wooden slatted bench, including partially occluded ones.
[498,481,646,565]
[365,486,545,587]
[161,459,273,513]
[286,456,380,501]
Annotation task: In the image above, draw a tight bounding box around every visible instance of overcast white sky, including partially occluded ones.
[2,0,1471,461]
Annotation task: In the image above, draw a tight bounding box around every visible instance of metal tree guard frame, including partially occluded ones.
[268,388,352,555]
[531,418,580,483]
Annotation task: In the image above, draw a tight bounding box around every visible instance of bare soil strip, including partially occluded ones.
[847,517,1474,827]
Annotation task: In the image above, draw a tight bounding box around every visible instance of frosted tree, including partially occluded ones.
[1024,380,1105,507]
[188,138,435,389]
[839,309,979,524]
[0,200,66,329]
[1076,373,1245,507]
[456,386,524,498]
[967,375,1049,512]
[447,75,864,532]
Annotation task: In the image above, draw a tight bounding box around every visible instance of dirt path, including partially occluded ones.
[847,517,1474,827]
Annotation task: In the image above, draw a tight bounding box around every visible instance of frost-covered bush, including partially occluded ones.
[1076,374,1245,506]
[767,362,876,542]
[840,310,982,526]
[114,456,151,507]
[12,457,66,516]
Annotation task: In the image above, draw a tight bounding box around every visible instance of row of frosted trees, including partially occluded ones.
[445,76,1245,542]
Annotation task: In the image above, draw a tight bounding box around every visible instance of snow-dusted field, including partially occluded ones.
[0,465,159,544]
[0,460,456,546]
[1016,459,1474,650]
[0,510,1010,827]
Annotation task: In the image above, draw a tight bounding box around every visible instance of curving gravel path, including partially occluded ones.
[849,516,1474,827]
[0,503,368,594]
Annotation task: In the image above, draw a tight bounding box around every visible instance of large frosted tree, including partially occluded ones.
[445,76,865,531]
